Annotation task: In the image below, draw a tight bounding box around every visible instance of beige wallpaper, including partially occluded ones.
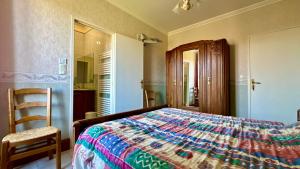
[168,0,300,117]
[0,0,167,139]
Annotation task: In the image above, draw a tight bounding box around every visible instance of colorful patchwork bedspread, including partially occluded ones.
[72,108,300,169]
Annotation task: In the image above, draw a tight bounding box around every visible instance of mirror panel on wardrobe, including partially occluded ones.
[182,50,199,110]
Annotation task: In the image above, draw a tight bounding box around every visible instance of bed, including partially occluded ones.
[72,105,300,169]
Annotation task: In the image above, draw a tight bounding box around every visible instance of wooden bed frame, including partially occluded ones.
[73,106,300,142]
[298,109,300,122]
[73,104,168,141]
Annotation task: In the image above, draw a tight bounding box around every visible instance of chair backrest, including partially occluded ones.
[144,90,156,108]
[8,88,52,133]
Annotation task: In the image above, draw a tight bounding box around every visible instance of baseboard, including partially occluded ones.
[11,138,71,167]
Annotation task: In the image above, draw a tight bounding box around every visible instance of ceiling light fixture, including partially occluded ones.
[173,0,201,14]
[181,0,193,10]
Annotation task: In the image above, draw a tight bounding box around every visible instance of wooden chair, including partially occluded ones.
[144,90,156,108]
[1,88,61,169]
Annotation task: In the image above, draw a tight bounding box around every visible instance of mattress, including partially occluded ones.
[72,108,300,169]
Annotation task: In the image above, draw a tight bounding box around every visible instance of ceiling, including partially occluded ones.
[106,0,266,33]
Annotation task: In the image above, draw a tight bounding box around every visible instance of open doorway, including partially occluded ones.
[72,20,112,122]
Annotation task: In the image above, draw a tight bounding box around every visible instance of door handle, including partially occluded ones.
[251,79,261,90]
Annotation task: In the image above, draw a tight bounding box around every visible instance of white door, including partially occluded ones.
[112,33,144,113]
[249,27,300,124]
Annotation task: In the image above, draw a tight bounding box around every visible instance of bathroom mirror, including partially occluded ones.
[182,49,199,107]
[77,60,88,83]
[75,55,94,85]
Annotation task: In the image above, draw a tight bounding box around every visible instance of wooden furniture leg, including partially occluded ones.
[1,141,9,169]
[48,138,54,160]
[56,131,61,169]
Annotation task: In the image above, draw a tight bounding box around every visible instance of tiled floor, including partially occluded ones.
[14,150,72,169]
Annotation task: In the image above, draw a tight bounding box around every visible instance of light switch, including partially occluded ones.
[59,57,67,64]
[59,64,67,75]
[58,57,67,75]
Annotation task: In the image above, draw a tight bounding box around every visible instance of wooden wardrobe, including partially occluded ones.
[166,39,230,116]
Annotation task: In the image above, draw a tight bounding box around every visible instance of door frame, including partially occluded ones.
[111,33,116,113]
[247,25,300,119]
[69,16,114,143]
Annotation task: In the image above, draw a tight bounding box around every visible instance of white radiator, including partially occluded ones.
[97,50,111,116]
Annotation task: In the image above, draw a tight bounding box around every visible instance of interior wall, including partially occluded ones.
[0,0,167,140]
[168,0,300,118]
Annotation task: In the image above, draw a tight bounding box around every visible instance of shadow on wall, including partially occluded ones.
[143,44,153,86]
[52,87,68,137]
[143,43,167,106]
[0,0,15,139]
[228,44,248,118]
[229,44,236,117]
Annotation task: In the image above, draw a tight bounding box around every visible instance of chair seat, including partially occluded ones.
[2,126,58,144]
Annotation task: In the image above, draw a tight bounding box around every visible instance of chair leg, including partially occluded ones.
[1,141,9,169]
[56,131,61,169]
[47,138,54,160]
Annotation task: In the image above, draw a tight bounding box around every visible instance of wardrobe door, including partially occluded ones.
[198,41,208,113]
[166,50,177,107]
[205,41,214,113]
[208,39,230,115]
[210,41,221,114]
[176,49,183,108]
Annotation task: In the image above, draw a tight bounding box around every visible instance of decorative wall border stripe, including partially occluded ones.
[168,0,283,36]
[0,72,69,83]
